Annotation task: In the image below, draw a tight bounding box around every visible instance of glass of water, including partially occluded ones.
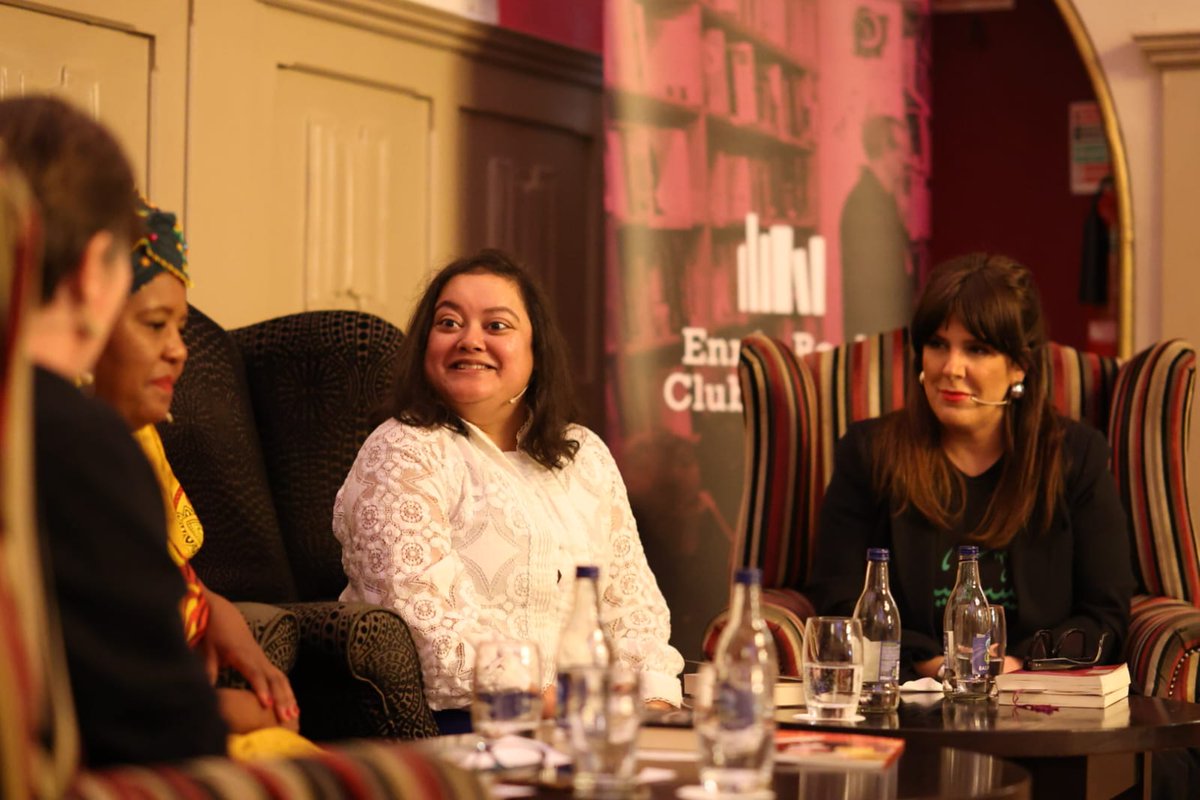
[567,664,643,798]
[802,616,864,721]
[471,640,542,766]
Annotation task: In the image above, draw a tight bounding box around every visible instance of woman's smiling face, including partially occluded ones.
[423,271,534,422]
[921,316,1025,438]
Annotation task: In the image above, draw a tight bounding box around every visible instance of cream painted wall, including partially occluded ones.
[1072,0,1200,349]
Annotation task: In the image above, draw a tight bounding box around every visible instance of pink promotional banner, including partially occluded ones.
[604,0,931,657]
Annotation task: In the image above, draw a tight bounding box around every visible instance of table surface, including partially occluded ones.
[430,732,1031,800]
[774,694,1200,758]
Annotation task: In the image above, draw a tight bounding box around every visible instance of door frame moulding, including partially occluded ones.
[258,0,602,89]
[1053,0,1135,358]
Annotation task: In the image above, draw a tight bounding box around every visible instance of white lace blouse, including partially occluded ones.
[333,418,684,711]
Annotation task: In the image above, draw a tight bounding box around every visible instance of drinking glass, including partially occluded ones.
[567,664,643,798]
[986,606,1007,699]
[801,617,864,721]
[471,640,543,767]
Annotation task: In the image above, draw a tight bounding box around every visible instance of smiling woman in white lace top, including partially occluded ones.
[333,249,683,717]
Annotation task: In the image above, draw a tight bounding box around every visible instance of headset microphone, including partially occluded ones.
[968,396,1009,407]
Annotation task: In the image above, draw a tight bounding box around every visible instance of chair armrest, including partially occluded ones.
[701,589,816,677]
[280,601,439,741]
[215,602,299,691]
[68,741,486,799]
[1129,594,1200,702]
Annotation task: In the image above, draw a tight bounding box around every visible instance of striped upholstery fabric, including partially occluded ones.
[1046,341,1120,431]
[67,742,487,800]
[1110,340,1200,701]
[1128,594,1200,701]
[700,332,818,672]
[1109,340,1199,601]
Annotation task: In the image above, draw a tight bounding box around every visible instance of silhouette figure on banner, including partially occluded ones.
[840,114,914,341]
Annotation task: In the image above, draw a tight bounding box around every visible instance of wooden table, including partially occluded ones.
[430,728,1031,799]
[775,694,1200,799]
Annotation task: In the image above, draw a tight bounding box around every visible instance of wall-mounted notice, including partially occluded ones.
[1069,101,1111,195]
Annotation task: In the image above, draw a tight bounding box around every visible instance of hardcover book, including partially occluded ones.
[994,663,1130,696]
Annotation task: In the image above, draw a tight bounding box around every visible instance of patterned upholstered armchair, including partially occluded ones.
[160,307,438,740]
[704,329,1200,702]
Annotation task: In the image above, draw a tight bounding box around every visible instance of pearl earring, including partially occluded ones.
[1010,381,1025,399]
[918,370,925,385]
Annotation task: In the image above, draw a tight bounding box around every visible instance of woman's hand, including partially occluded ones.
[914,656,944,679]
[217,688,299,733]
[199,589,300,728]
[1001,655,1024,674]
[645,699,675,711]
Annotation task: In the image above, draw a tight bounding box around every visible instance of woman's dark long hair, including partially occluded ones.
[873,253,1064,548]
[389,249,580,470]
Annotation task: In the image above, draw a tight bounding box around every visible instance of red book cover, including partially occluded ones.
[775,730,905,770]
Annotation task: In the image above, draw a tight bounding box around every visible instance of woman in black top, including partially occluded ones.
[808,253,1132,682]
[0,95,226,766]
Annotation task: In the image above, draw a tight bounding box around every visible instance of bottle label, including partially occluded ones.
[861,640,901,683]
[879,642,900,682]
[862,640,881,682]
[970,634,990,679]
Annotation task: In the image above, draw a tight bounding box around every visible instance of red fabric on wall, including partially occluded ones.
[498,0,603,53]
[930,3,1097,350]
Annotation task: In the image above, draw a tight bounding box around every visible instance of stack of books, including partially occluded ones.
[994,662,1131,708]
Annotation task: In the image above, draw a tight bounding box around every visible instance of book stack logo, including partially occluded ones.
[735,213,827,317]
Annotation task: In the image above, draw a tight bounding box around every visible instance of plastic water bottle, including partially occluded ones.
[555,565,612,732]
[943,545,992,700]
[697,568,778,794]
[853,548,901,712]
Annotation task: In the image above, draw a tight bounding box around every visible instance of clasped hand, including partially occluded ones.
[199,589,301,733]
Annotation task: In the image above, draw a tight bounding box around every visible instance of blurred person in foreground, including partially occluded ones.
[0,95,226,766]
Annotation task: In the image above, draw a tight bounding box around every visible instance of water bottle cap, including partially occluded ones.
[867,548,890,562]
[733,568,762,585]
[958,545,980,559]
[575,565,600,579]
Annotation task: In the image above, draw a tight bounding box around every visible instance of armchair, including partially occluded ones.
[704,329,1200,703]
[159,307,438,740]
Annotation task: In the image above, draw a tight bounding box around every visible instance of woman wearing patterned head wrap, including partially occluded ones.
[93,198,317,757]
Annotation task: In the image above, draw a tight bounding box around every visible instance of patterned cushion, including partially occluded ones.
[67,742,487,799]
[1109,340,1198,601]
[1128,594,1200,702]
[283,602,439,740]
[159,307,299,602]
[232,311,404,603]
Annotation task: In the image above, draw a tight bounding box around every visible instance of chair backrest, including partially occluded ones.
[1109,340,1200,603]
[159,307,299,602]
[735,328,1124,591]
[232,310,404,602]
